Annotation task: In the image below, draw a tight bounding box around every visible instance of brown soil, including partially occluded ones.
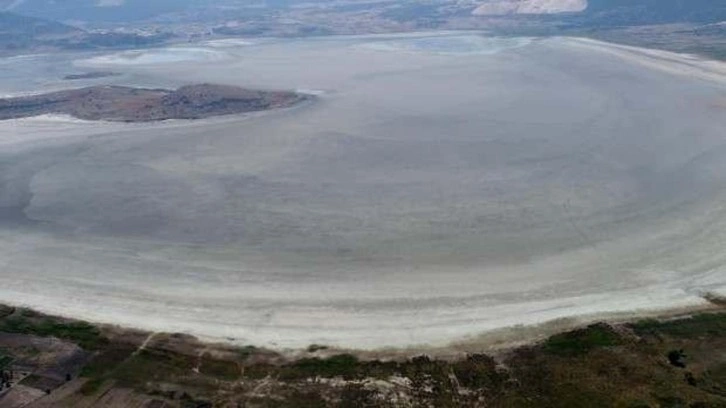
[0,84,309,122]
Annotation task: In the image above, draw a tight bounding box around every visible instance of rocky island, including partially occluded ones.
[0,84,309,122]
[62,72,121,81]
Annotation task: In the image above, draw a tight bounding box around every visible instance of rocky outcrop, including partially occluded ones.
[62,72,120,80]
[0,84,309,122]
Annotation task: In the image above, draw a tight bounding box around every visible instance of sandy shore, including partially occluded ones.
[564,36,726,84]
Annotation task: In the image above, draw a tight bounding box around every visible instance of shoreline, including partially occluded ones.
[1,296,725,358]
[2,32,726,358]
[2,301,726,406]
[562,36,726,85]
[3,293,723,358]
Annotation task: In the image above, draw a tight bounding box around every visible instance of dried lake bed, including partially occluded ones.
[1,33,726,349]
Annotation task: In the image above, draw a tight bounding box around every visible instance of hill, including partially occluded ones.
[0,10,174,53]
[0,84,309,122]
[0,11,83,51]
[0,11,81,35]
[1,0,197,24]
[582,0,726,26]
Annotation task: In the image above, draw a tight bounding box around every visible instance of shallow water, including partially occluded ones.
[81,46,230,66]
[354,33,533,54]
[1,33,726,348]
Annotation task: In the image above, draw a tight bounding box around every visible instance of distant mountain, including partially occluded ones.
[5,0,726,28]
[0,0,375,25]
[575,0,726,26]
[1,0,198,24]
[0,11,83,50]
[0,10,172,53]
[4,0,726,56]
[0,11,81,36]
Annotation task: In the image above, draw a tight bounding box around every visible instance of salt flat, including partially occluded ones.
[1,33,726,349]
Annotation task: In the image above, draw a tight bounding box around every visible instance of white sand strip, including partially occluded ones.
[562,37,726,84]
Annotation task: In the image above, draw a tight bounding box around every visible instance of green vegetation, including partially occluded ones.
[80,345,201,395]
[667,349,687,368]
[631,313,726,338]
[199,355,240,381]
[280,354,360,380]
[4,307,726,406]
[0,309,106,350]
[0,305,14,319]
[0,354,12,370]
[700,363,726,397]
[113,348,196,387]
[238,345,258,360]
[543,323,623,356]
[79,316,726,406]
[306,344,328,353]
[452,354,505,390]
[80,343,137,379]
[78,342,137,394]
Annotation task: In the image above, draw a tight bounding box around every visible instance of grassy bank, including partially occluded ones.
[1,305,726,407]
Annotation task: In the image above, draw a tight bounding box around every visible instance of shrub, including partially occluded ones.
[543,324,622,356]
